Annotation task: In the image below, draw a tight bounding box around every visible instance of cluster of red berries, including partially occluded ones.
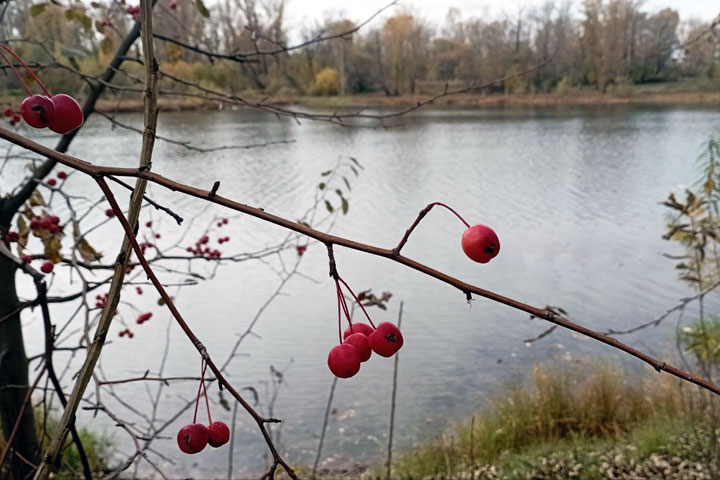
[177,360,230,454]
[217,236,230,244]
[186,235,222,258]
[95,293,108,309]
[4,107,21,126]
[126,5,140,20]
[118,328,135,338]
[216,218,229,228]
[1,45,83,134]
[136,312,152,324]
[136,286,143,295]
[30,214,63,234]
[327,277,404,378]
[296,245,307,256]
[4,231,19,243]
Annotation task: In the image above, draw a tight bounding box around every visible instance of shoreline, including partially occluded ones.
[4,89,719,114]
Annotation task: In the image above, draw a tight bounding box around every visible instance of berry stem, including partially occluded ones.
[336,279,355,338]
[192,359,208,423]
[335,282,343,344]
[431,202,471,228]
[201,368,212,424]
[0,44,52,97]
[337,276,377,329]
[0,50,32,96]
[393,201,471,255]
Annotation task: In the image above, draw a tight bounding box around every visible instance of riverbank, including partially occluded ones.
[3,84,720,114]
[301,362,718,480]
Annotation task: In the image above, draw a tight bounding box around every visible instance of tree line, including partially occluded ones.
[1,0,719,99]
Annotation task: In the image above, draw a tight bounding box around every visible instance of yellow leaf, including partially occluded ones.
[73,221,103,263]
[16,216,29,257]
[29,190,45,207]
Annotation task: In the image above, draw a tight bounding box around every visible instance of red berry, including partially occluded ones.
[29,220,41,230]
[4,232,19,242]
[4,108,13,117]
[49,215,60,224]
[154,233,161,239]
[296,245,307,256]
[136,286,143,295]
[128,331,134,338]
[217,221,223,227]
[208,421,230,448]
[105,209,115,218]
[327,344,361,378]
[40,261,54,274]
[343,323,374,339]
[47,178,57,187]
[177,423,209,454]
[461,224,500,264]
[222,218,228,224]
[48,94,83,134]
[169,1,178,10]
[344,333,372,362]
[20,254,31,263]
[57,171,67,179]
[119,330,126,337]
[11,114,20,123]
[368,322,404,357]
[21,95,56,128]
[145,221,152,227]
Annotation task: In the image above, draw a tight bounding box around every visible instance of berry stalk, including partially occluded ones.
[0,44,52,97]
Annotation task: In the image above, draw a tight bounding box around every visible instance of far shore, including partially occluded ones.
[3,87,720,114]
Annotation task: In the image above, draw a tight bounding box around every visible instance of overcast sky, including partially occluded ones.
[284,0,718,33]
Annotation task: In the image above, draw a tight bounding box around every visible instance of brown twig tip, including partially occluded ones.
[326,243,338,278]
[209,181,220,197]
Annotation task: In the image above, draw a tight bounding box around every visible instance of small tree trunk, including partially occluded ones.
[0,254,40,480]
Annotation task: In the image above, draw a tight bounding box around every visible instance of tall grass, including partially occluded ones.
[393,362,696,479]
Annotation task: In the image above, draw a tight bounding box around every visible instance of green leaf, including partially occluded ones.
[318,182,326,190]
[324,201,334,213]
[90,1,102,7]
[100,36,114,55]
[335,188,343,197]
[195,0,210,17]
[65,9,92,31]
[342,176,351,191]
[349,157,363,169]
[67,56,80,70]
[350,165,359,176]
[30,3,47,16]
[341,197,349,215]
[320,170,332,176]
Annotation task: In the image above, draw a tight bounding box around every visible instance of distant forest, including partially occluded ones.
[1,0,719,97]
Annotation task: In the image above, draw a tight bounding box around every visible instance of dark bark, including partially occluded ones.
[0,254,39,480]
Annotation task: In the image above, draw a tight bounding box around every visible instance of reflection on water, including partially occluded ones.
[4,105,720,477]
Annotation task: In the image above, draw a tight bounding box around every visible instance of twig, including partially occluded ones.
[311,377,338,478]
[387,301,403,480]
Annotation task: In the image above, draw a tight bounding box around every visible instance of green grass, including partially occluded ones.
[386,362,716,480]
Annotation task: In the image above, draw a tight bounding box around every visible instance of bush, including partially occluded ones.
[312,67,340,96]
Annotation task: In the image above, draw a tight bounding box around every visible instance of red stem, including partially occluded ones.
[0,50,32,96]
[337,277,377,328]
[201,371,212,424]
[0,44,52,97]
[192,359,208,423]
[431,202,471,228]
[335,282,343,344]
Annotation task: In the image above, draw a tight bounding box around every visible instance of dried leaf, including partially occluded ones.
[73,221,102,263]
[29,190,45,207]
[16,216,29,257]
[43,234,62,263]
